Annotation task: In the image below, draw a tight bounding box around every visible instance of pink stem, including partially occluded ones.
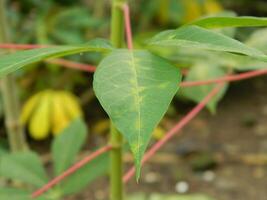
[0,43,49,49]
[47,59,96,72]
[180,69,267,87]
[31,145,112,198]
[122,4,133,50]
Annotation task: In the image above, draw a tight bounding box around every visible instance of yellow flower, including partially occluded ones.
[182,0,202,23]
[182,0,223,23]
[20,90,83,140]
[152,126,165,140]
[204,0,223,14]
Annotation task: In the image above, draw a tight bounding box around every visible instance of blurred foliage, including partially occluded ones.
[0,119,109,199]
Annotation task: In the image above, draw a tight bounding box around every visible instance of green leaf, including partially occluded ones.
[148,25,267,62]
[190,16,267,29]
[52,118,87,175]
[0,151,48,187]
[0,39,112,77]
[0,188,49,200]
[60,153,109,195]
[93,49,181,179]
[246,28,267,53]
[0,188,30,200]
[181,63,228,113]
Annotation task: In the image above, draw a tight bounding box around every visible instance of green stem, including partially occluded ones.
[110,0,126,199]
[110,123,123,200]
[0,0,27,152]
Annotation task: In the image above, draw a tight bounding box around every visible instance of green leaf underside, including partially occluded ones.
[60,153,109,195]
[149,25,267,62]
[0,151,48,187]
[0,188,30,200]
[181,64,228,113]
[0,188,49,200]
[52,118,87,175]
[93,49,181,179]
[0,39,112,77]
[190,16,267,29]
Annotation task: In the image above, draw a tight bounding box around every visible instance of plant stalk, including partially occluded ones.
[110,0,126,199]
[0,0,27,152]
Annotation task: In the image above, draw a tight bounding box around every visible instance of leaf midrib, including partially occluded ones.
[130,52,141,159]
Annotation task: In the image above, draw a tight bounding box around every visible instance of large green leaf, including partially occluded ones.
[0,151,48,187]
[0,39,112,76]
[52,118,87,175]
[181,63,228,113]
[60,153,109,195]
[93,49,181,179]
[0,188,29,200]
[148,25,267,62]
[0,188,49,200]
[190,16,267,29]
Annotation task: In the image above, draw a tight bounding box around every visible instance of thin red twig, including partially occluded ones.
[31,145,112,198]
[123,83,224,183]
[122,4,133,50]
[0,43,97,72]
[47,59,96,72]
[0,43,49,49]
[180,68,267,87]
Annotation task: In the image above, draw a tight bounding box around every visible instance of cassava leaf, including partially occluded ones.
[246,28,267,53]
[148,25,267,62]
[0,151,48,187]
[93,49,181,179]
[190,16,267,29]
[0,39,112,76]
[180,63,228,113]
[52,118,87,175]
[0,188,29,200]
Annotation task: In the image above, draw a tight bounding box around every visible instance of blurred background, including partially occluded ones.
[0,0,267,200]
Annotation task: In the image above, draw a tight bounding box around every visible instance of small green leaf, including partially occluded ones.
[190,16,267,29]
[181,64,228,113]
[148,25,267,62]
[0,151,48,187]
[0,39,112,77]
[52,118,87,175]
[0,188,50,200]
[246,28,267,53]
[93,49,181,179]
[60,153,109,195]
[0,188,30,200]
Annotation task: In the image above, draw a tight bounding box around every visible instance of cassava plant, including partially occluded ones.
[1,0,267,199]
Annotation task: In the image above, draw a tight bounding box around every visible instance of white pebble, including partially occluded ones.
[175,181,189,193]
[203,170,216,182]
